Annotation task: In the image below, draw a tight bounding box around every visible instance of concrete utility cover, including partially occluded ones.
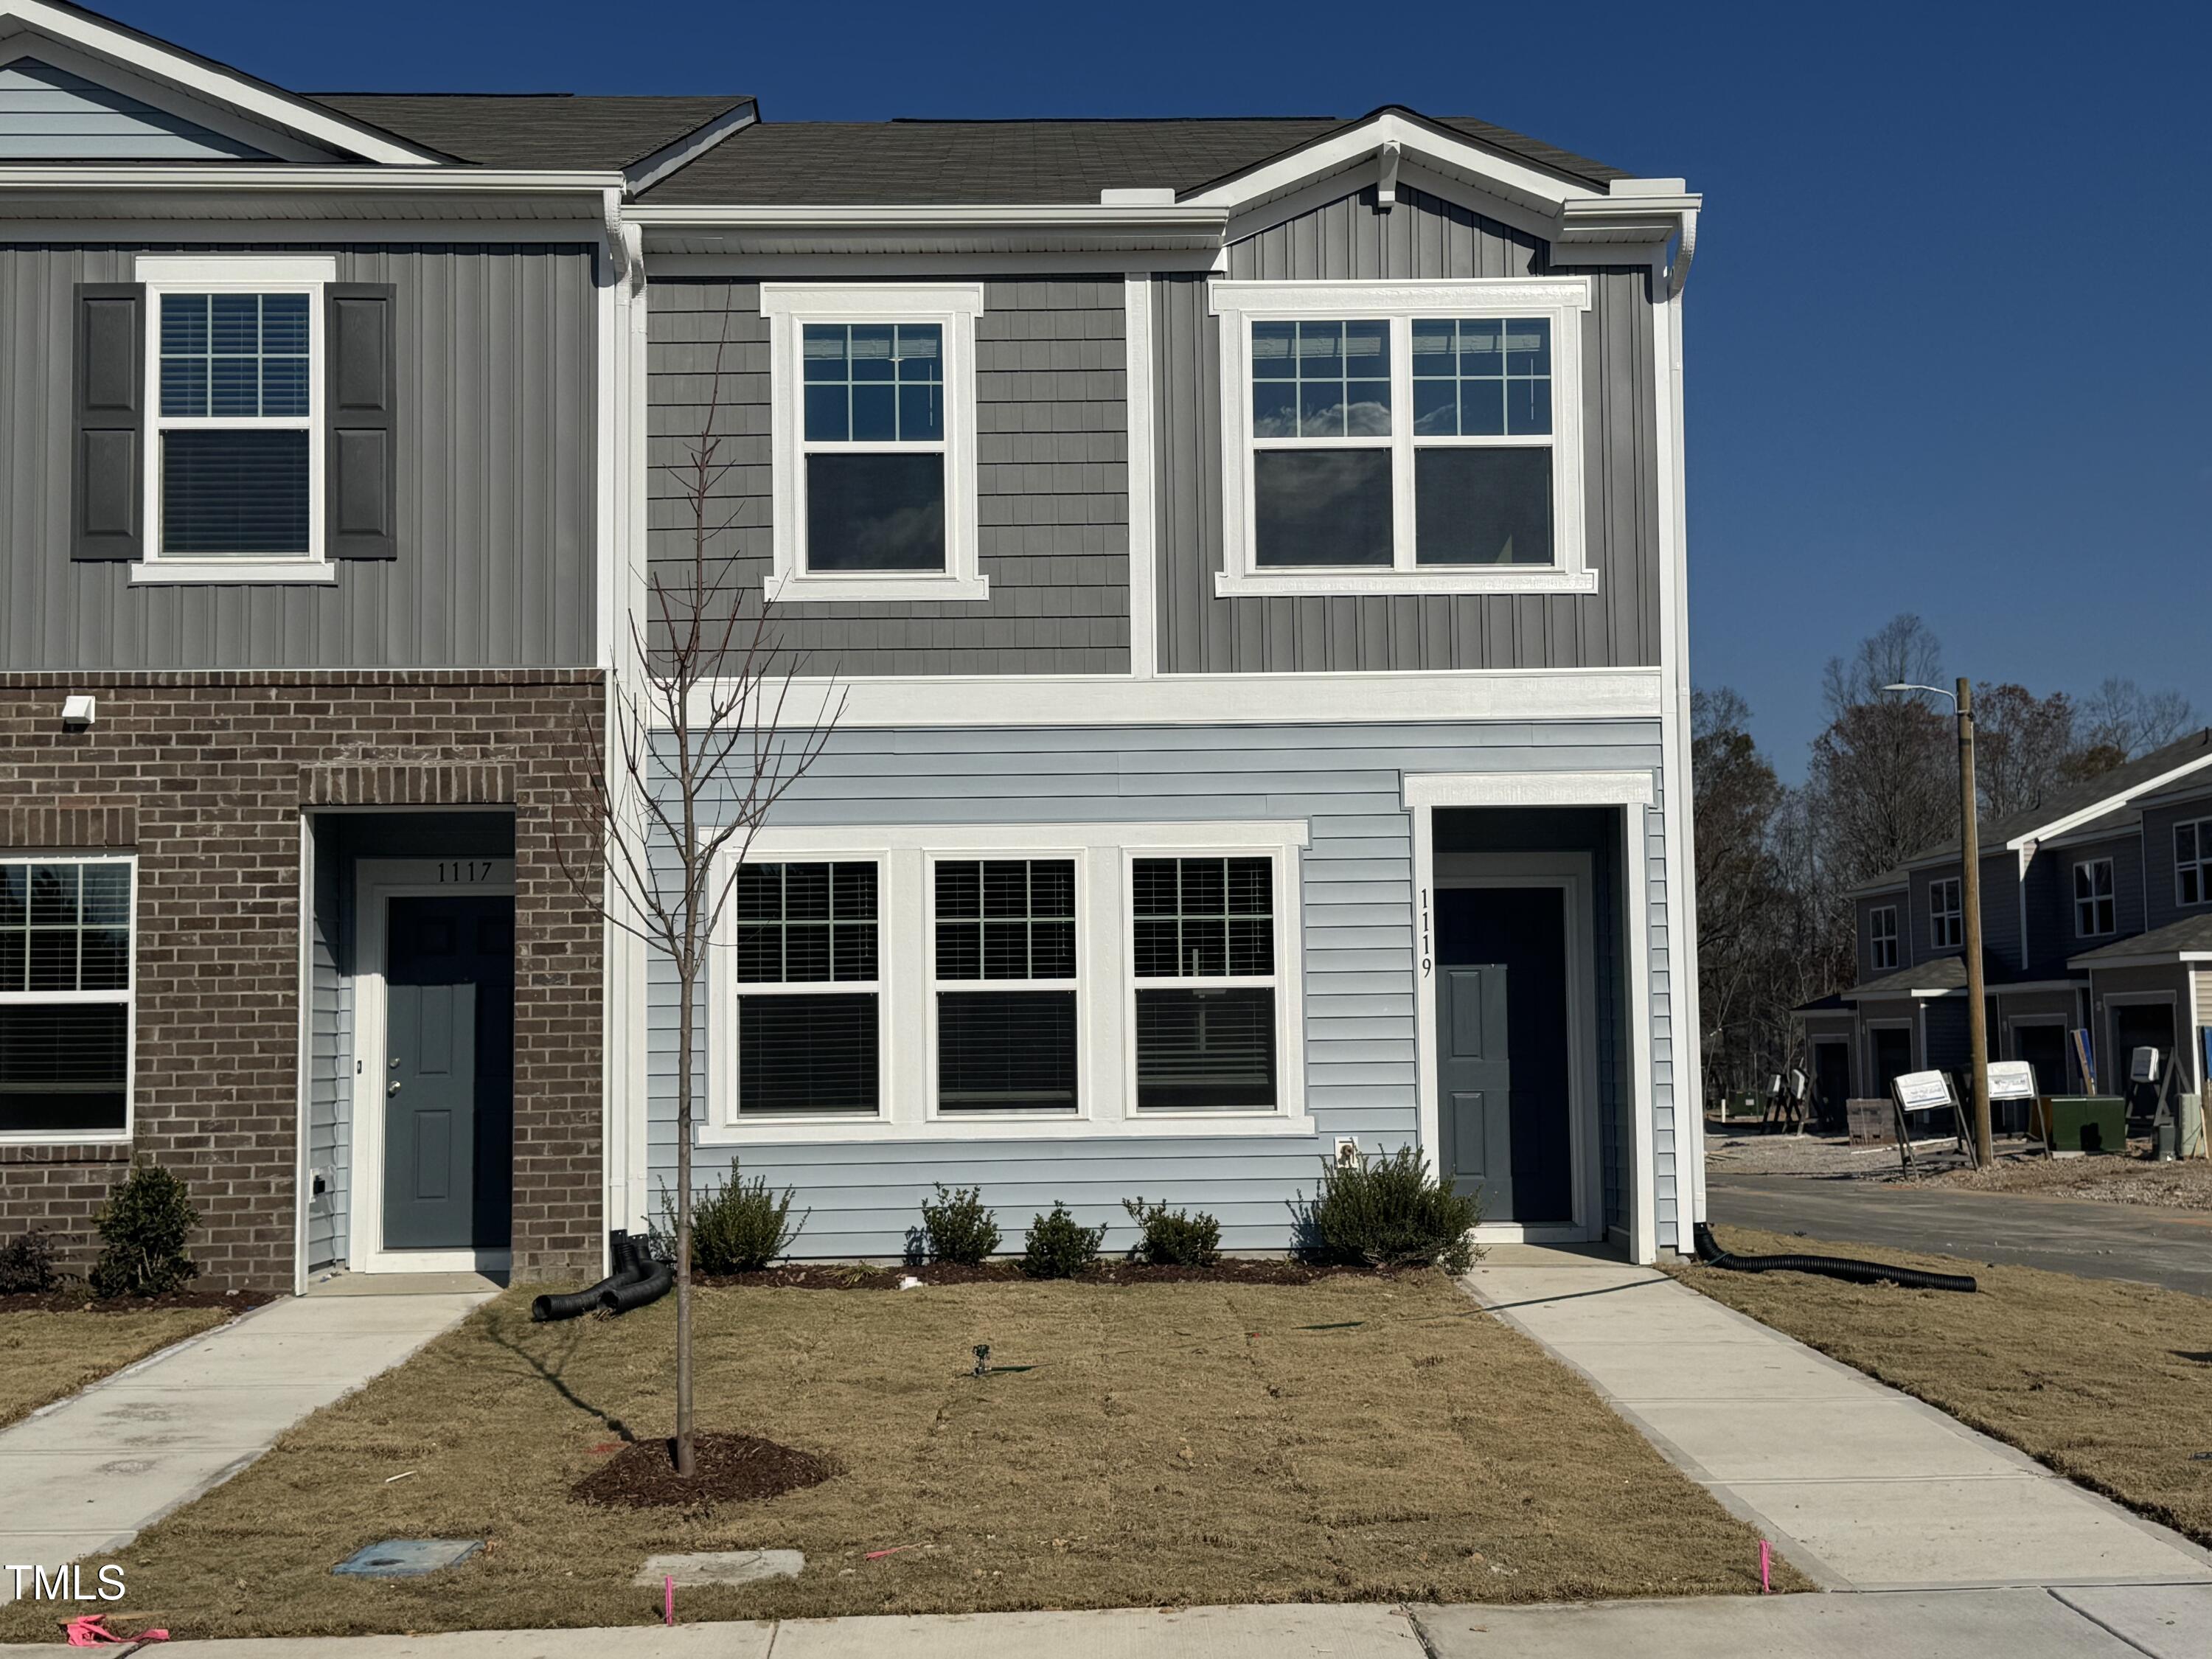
[633,1549,804,1587]
[333,1538,484,1577]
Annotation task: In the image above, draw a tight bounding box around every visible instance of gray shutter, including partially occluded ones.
[72,283,144,562]
[326,283,397,560]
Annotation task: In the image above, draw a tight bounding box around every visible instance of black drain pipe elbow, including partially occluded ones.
[1694,1222,1976,1294]
[599,1236,674,1315]
[531,1228,647,1322]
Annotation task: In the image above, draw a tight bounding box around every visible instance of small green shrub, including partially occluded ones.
[919,1184,1001,1265]
[89,1162,199,1298]
[0,1228,60,1295]
[1303,1144,1480,1274]
[1121,1197,1221,1267]
[673,1165,807,1273]
[1020,1203,1105,1279]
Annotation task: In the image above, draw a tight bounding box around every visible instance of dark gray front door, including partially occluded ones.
[1435,886,1573,1225]
[383,896,513,1251]
[1871,1026,1914,1096]
[1812,1042,1851,1127]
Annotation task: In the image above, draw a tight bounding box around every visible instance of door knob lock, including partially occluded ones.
[387,1082,402,1096]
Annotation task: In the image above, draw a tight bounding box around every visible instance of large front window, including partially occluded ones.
[0,860,132,1138]
[733,861,880,1116]
[1214,279,1592,595]
[932,859,1078,1114]
[147,271,323,566]
[1132,856,1279,1111]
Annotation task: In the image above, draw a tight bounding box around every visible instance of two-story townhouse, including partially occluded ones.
[611,102,1707,1261]
[0,1,1708,1285]
[0,1,763,1289]
[1798,728,2212,1122]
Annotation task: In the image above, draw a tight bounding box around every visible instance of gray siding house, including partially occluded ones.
[1801,729,2212,1124]
[0,1,1707,1281]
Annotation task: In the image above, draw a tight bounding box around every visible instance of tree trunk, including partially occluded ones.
[674,953,696,1478]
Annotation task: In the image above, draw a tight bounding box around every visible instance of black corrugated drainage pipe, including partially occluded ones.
[531,1228,646,1323]
[599,1235,674,1315]
[1694,1222,1977,1293]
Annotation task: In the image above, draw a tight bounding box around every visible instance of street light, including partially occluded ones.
[1882,678,1992,1166]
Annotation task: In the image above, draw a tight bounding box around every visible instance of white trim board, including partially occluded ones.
[1123,272,1158,679]
[679,667,1666,730]
[347,858,517,1276]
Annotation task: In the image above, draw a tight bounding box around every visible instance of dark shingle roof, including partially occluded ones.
[309,94,752,171]
[632,109,1626,206]
[1843,949,2051,1001]
[2070,914,2212,965]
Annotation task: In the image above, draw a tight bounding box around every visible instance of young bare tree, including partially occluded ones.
[561,313,839,1478]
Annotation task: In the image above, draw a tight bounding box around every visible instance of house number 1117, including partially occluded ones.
[437,861,495,883]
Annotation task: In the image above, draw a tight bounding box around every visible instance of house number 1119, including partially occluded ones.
[437,861,495,883]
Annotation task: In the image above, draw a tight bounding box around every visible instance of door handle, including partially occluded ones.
[387,1082,402,1096]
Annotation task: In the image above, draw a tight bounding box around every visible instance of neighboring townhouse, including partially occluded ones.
[0,1,1709,1286]
[1800,728,2212,1121]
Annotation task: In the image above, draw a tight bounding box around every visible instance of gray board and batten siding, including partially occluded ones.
[645,720,1683,1257]
[647,276,1133,677]
[643,181,1663,680]
[1155,183,1664,675]
[0,243,598,672]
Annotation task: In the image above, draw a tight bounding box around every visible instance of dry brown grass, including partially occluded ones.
[0,1275,1787,1640]
[0,1304,231,1429]
[1925,1150,2212,1211]
[1674,1225,2212,1548]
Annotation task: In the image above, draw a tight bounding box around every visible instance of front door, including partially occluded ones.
[2112,1001,2175,1123]
[383,896,514,1251]
[1812,1042,1851,1129]
[2014,1024,2069,1096]
[1435,887,1572,1225]
[1871,1026,1914,1096]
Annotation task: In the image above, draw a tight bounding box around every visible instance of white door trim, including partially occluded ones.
[348,858,517,1275]
[1428,852,1601,1248]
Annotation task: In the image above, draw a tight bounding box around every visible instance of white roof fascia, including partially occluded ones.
[0,1,446,164]
[1178,111,1605,217]
[623,98,758,195]
[2005,751,2212,849]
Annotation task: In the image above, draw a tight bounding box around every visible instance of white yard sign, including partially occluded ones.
[1892,1071,1954,1110]
[1986,1061,2039,1102]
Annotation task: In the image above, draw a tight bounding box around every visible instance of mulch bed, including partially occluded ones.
[571,1432,838,1510]
[695,1259,1394,1290]
[0,1287,275,1315]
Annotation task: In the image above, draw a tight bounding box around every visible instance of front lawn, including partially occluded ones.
[0,1272,1789,1639]
[0,1298,235,1430]
[1675,1225,2212,1548]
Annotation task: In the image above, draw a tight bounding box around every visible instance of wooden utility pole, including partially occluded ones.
[1957,676,1994,1167]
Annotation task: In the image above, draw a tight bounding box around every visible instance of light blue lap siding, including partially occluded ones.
[644,719,1678,1256]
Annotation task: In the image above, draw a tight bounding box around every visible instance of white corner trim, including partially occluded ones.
[128,560,337,585]
[1216,568,1597,598]
[133,254,337,283]
[1402,769,1657,810]
[680,666,1668,730]
[1124,272,1158,678]
[758,282,987,603]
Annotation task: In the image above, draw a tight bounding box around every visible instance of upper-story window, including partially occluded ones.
[760,283,987,603]
[0,858,133,1141]
[2178,819,2212,908]
[2074,858,2116,936]
[1869,905,1899,971]
[1212,279,1593,597]
[1929,877,1963,951]
[139,257,334,582]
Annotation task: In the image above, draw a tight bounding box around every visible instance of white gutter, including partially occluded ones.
[627,202,1227,233]
[0,165,625,192]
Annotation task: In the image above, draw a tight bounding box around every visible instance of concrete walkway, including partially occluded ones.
[0,1279,492,1603]
[1463,1246,2212,1591]
[1709,1174,2212,1297]
[4,1588,2211,1658]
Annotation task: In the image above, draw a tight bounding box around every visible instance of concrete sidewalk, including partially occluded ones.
[3,1588,2210,1658]
[0,1279,493,1603]
[1463,1246,2212,1591]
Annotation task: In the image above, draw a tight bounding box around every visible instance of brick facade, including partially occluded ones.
[0,669,605,1291]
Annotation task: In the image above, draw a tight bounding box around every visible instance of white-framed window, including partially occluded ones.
[2178,818,2212,908]
[1929,877,1963,951]
[759,282,987,602]
[1211,277,1594,597]
[0,857,134,1142]
[1869,904,1899,971]
[730,860,883,1119]
[1130,855,1282,1111]
[134,255,336,585]
[703,822,1310,1143]
[2074,858,2116,937]
[928,856,1081,1116]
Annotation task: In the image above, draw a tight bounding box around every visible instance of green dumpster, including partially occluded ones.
[2031,1096,2126,1154]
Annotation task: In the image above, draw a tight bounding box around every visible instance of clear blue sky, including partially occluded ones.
[110,1,2212,776]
